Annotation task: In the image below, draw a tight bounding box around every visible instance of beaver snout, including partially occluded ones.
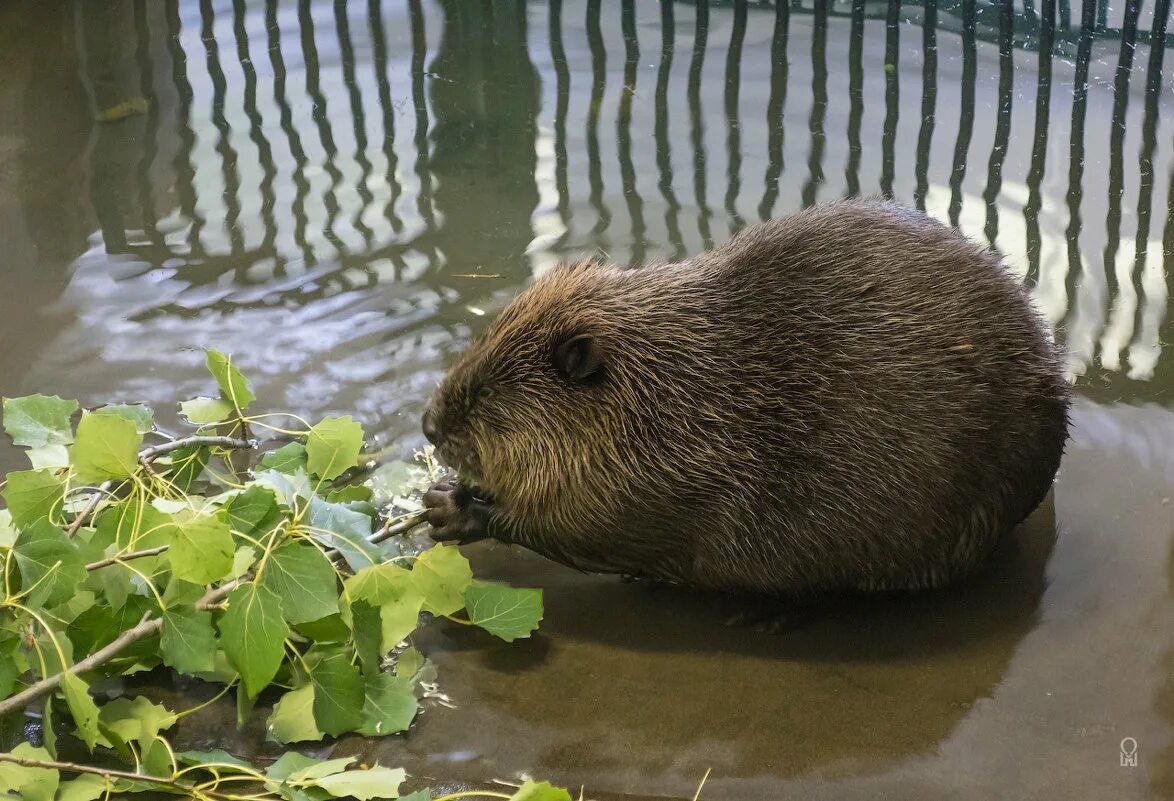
[421,404,441,445]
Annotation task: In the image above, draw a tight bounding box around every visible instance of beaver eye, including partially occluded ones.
[475,384,495,401]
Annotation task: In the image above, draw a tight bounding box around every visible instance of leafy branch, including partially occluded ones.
[0,349,542,755]
[0,745,586,801]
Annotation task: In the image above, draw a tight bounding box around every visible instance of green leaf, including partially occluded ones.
[395,647,426,682]
[96,696,174,772]
[47,590,96,625]
[345,563,424,648]
[160,606,216,673]
[255,469,315,507]
[95,497,173,551]
[307,498,379,571]
[398,792,431,801]
[175,750,253,770]
[258,442,309,474]
[305,416,364,481]
[0,649,17,699]
[55,774,107,801]
[61,672,101,750]
[350,600,383,676]
[67,596,155,659]
[180,397,235,425]
[0,509,15,547]
[463,581,544,642]
[32,626,74,679]
[156,443,210,492]
[267,684,323,743]
[411,545,473,616]
[265,752,329,783]
[510,781,573,801]
[2,395,77,448]
[222,485,283,540]
[224,545,254,581]
[26,444,70,470]
[219,583,289,697]
[71,412,142,483]
[167,514,234,584]
[162,579,206,606]
[358,672,418,736]
[237,680,258,728]
[43,691,58,758]
[13,518,88,608]
[309,647,364,736]
[91,404,154,433]
[205,349,255,409]
[286,756,356,783]
[0,743,59,801]
[259,539,339,625]
[295,612,351,643]
[311,766,406,800]
[3,469,65,527]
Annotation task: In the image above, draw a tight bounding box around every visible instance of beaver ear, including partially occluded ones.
[554,333,604,382]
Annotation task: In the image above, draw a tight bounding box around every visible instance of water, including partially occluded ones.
[0,0,1171,798]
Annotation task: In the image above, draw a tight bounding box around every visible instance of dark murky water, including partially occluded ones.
[1,0,1172,798]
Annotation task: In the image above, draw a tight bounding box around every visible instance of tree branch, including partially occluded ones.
[0,580,242,717]
[2,495,429,714]
[0,753,230,799]
[85,545,170,572]
[139,436,254,462]
[2,508,426,715]
[64,482,113,537]
[371,510,429,545]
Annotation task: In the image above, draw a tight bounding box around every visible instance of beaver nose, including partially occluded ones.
[422,406,440,445]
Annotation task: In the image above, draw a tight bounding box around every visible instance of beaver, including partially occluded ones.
[421,199,1070,594]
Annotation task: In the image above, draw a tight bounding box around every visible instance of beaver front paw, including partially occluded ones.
[423,478,496,544]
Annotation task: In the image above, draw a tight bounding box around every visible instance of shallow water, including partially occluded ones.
[0,0,1171,798]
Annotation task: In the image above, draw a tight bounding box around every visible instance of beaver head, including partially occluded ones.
[421,259,674,517]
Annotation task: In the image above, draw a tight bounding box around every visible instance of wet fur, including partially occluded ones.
[423,200,1070,594]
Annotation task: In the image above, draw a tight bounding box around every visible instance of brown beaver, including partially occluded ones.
[421,200,1070,594]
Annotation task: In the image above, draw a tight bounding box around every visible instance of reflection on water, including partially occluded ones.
[0,1,1172,798]
[2,0,1170,422]
[4,0,1169,425]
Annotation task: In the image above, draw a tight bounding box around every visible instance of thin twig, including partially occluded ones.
[139,436,254,462]
[85,545,170,572]
[370,510,429,545]
[323,511,428,567]
[0,753,228,799]
[64,482,112,537]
